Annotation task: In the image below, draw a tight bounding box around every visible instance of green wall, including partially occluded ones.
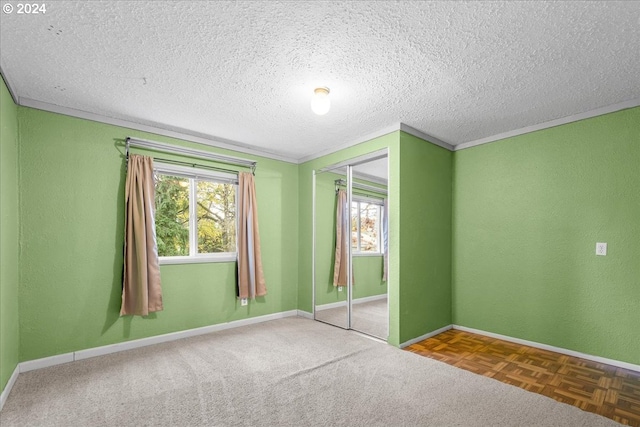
[11,103,451,363]
[353,257,386,299]
[314,256,386,306]
[0,77,20,393]
[17,107,299,362]
[8,85,636,374]
[398,132,453,344]
[452,107,640,364]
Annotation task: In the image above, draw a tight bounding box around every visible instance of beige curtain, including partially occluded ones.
[120,155,163,316]
[382,197,389,282]
[333,189,348,287]
[237,172,267,299]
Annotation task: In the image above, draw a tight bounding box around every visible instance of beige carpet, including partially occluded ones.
[314,304,349,329]
[0,317,618,426]
[351,298,387,339]
[315,298,387,339]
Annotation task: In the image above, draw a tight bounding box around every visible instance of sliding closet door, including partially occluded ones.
[313,168,349,329]
[312,149,389,341]
[349,157,388,340]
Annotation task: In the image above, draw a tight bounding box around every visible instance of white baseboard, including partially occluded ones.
[20,353,74,373]
[296,310,314,319]
[453,325,640,373]
[1,310,302,411]
[400,324,453,348]
[0,365,19,411]
[315,294,387,311]
[315,300,346,311]
[75,310,299,362]
[20,310,299,373]
[354,294,387,304]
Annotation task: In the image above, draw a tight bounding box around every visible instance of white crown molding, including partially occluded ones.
[455,99,640,151]
[319,148,389,174]
[327,163,389,185]
[399,123,454,151]
[299,122,456,165]
[353,171,388,186]
[453,325,640,373]
[297,124,401,164]
[17,98,299,164]
[0,63,19,105]
[8,90,638,162]
[0,365,19,411]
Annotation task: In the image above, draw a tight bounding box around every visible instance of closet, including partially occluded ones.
[312,149,389,340]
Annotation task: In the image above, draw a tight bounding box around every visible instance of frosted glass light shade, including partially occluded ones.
[311,87,330,115]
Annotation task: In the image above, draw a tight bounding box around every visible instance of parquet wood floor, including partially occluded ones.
[405,329,640,426]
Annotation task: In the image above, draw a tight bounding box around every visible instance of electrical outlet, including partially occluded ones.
[596,242,607,256]
[241,298,248,306]
[338,286,343,292]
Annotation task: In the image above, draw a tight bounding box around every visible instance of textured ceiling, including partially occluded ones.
[1,1,639,162]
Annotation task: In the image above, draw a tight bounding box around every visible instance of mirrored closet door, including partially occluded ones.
[313,150,389,340]
[348,159,388,339]
[313,165,349,329]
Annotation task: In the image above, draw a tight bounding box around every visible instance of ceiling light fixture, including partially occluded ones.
[310,87,330,115]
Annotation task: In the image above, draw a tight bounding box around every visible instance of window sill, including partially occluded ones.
[159,254,237,265]
[352,252,383,257]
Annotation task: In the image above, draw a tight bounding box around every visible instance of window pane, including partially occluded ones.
[197,180,236,253]
[359,203,379,252]
[155,174,190,256]
[351,202,359,249]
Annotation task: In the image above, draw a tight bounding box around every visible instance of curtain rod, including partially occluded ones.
[126,137,257,174]
[151,157,240,182]
[335,179,388,195]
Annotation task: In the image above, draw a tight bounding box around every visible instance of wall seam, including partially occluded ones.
[16,106,22,363]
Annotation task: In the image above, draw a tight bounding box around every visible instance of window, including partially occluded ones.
[154,163,237,264]
[351,196,383,254]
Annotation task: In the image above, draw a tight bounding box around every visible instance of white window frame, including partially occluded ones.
[154,162,238,265]
[351,195,384,256]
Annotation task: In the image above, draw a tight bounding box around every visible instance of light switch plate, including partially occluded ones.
[596,243,607,256]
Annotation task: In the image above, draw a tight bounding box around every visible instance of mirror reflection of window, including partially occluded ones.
[351,203,358,250]
[351,198,383,254]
